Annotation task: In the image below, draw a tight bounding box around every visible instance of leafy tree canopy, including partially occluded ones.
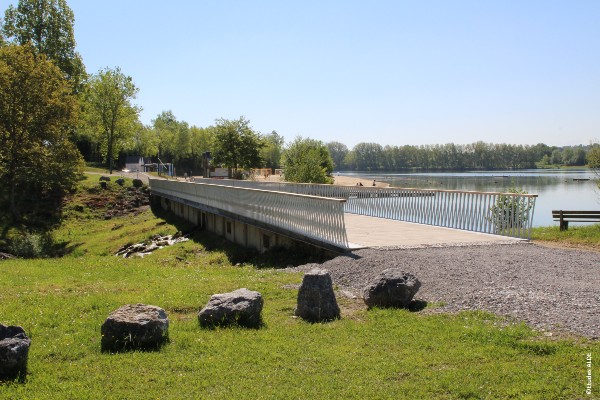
[282,137,333,184]
[588,144,600,192]
[124,121,157,158]
[82,67,140,173]
[0,44,83,219]
[152,111,192,164]
[586,144,600,170]
[261,130,284,169]
[212,117,264,178]
[2,0,86,90]
[327,141,349,170]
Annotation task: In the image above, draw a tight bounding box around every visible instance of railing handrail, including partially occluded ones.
[190,177,537,239]
[170,179,347,203]
[149,178,349,249]
[191,177,538,198]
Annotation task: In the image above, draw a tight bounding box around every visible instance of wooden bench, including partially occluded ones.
[552,210,600,231]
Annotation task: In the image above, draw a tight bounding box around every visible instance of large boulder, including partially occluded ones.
[198,288,263,328]
[101,304,169,352]
[0,324,31,381]
[363,269,421,309]
[295,269,340,322]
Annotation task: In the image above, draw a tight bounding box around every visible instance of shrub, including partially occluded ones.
[489,187,533,234]
[7,232,54,258]
[132,179,143,188]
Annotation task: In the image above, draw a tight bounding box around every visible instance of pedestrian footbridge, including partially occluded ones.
[149,178,537,252]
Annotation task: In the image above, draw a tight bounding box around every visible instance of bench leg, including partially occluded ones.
[559,220,569,231]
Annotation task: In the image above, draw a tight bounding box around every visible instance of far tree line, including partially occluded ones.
[1,0,600,222]
[77,113,599,175]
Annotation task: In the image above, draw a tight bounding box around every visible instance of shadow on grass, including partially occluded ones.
[100,338,170,354]
[150,205,338,269]
[0,370,28,384]
[407,299,428,312]
[198,317,266,331]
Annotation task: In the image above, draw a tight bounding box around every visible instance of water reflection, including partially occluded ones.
[338,170,600,227]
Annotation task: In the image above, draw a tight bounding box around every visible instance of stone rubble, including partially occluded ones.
[115,233,189,258]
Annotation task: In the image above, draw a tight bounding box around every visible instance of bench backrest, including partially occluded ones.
[552,210,600,219]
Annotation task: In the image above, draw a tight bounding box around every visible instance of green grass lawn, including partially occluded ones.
[531,223,600,251]
[1,175,598,399]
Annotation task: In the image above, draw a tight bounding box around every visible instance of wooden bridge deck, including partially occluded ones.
[345,213,524,249]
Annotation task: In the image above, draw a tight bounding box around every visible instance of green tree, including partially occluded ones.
[352,142,384,171]
[190,125,214,172]
[561,148,575,166]
[152,111,194,169]
[282,137,333,184]
[0,18,5,46]
[2,0,85,90]
[212,117,264,178]
[173,121,191,164]
[550,149,562,165]
[588,144,600,192]
[125,122,158,158]
[153,110,178,161]
[0,44,82,219]
[326,141,349,170]
[261,131,284,170]
[82,67,140,173]
[588,144,600,169]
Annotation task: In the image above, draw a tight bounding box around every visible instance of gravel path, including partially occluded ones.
[288,242,600,339]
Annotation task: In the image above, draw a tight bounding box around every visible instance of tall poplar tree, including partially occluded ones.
[82,67,140,174]
[2,0,85,90]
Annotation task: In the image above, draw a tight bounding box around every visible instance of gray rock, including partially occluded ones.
[295,269,340,322]
[198,288,263,328]
[0,324,31,381]
[363,269,421,308]
[101,304,169,351]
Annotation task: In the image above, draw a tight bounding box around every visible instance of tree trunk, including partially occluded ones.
[107,131,114,174]
[9,180,20,221]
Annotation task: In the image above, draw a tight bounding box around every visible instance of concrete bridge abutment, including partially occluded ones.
[153,194,298,254]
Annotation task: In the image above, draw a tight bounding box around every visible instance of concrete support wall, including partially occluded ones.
[156,194,297,253]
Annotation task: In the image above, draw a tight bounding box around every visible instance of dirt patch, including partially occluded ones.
[532,240,600,253]
[68,186,150,219]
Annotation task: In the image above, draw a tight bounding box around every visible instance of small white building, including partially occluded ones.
[125,156,152,172]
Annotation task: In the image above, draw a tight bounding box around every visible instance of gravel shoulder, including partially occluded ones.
[288,242,600,339]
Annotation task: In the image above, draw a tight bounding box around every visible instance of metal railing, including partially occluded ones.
[192,178,538,239]
[150,179,349,249]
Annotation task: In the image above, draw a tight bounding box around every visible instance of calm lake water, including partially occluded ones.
[337,170,600,227]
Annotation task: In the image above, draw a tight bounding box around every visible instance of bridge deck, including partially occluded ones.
[345,213,523,249]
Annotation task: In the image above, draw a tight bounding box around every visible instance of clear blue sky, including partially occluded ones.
[7,1,600,148]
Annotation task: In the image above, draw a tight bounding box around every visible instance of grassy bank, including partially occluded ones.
[0,175,598,399]
[1,250,596,399]
[531,224,600,251]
